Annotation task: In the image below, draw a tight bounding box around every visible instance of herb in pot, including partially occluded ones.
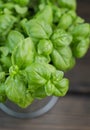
[0,0,90,108]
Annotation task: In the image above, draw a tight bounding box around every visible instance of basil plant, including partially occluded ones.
[0,0,90,108]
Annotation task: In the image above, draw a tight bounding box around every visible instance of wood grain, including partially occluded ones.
[0,0,90,130]
[0,95,90,130]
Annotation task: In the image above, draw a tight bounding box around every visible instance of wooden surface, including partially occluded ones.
[0,0,90,130]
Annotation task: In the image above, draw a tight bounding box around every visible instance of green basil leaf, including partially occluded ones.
[0,14,16,36]
[14,5,28,15]
[53,78,69,96]
[70,23,90,38]
[5,74,33,108]
[21,19,52,40]
[25,63,50,86]
[35,55,51,64]
[0,72,5,82]
[7,30,24,52]
[58,0,76,10]
[12,37,35,69]
[51,47,73,71]
[25,62,56,86]
[0,55,12,70]
[45,77,69,96]
[45,80,55,96]
[51,29,72,47]
[58,13,72,30]
[37,39,53,56]
[35,5,53,24]
[13,0,30,6]
[33,87,47,99]
[71,38,90,58]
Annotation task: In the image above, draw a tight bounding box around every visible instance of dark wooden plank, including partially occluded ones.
[0,0,90,130]
[0,95,90,130]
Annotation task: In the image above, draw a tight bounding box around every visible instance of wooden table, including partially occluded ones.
[0,0,90,130]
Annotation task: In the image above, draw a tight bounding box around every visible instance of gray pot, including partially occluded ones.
[0,96,58,119]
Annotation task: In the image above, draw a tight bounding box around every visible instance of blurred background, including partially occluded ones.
[0,0,90,130]
[66,0,90,95]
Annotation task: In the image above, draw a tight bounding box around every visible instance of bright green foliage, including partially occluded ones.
[0,14,16,37]
[21,19,52,42]
[7,30,24,52]
[51,47,75,71]
[25,62,69,97]
[51,29,72,47]
[11,37,35,69]
[5,73,34,108]
[57,0,77,10]
[0,0,89,108]
[13,0,30,6]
